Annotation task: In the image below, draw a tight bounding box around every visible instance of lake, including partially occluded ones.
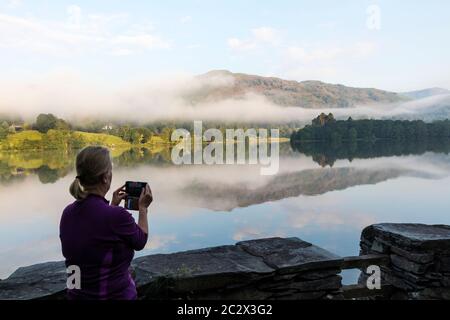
[1,140,450,284]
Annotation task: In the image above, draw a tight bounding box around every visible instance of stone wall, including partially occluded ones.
[0,237,343,300]
[359,224,450,300]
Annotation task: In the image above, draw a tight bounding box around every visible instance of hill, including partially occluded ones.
[187,70,406,108]
[401,88,450,99]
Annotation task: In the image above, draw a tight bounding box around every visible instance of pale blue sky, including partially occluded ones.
[0,0,449,91]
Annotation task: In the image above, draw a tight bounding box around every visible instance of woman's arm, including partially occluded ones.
[110,184,152,251]
[138,207,149,235]
[137,185,153,235]
[110,208,148,251]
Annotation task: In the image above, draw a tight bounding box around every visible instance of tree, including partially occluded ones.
[0,127,7,139]
[35,114,58,133]
[129,129,142,144]
[312,113,335,127]
[140,128,153,143]
[160,127,174,141]
[55,119,70,131]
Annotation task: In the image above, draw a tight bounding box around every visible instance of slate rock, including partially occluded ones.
[237,237,342,274]
[437,255,450,272]
[132,245,274,295]
[295,268,341,281]
[390,254,432,275]
[0,261,66,300]
[413,288,450,300]
[362,224,450,252]
[390,246,434,264]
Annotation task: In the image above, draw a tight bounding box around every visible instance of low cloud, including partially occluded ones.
[1,69,449,124]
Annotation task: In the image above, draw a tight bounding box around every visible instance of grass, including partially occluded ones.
[0,130,286,151]
[72,131,131,148]
[4,130,43,142]
[0,130,131,151]
[145,135,176,145]
[0,130,43,150]
[0,130,176,151]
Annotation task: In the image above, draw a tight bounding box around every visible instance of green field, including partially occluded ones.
[0,130,132,151]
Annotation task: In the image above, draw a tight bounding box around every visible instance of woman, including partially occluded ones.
[60,146,153,300]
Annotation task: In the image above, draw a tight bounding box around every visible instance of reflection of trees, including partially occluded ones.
[291,139,450,167]
[0,147,177,185]
[36,166,61,184]
[113,148,173,167]
[114,143,296,167]
[0,150,75,184]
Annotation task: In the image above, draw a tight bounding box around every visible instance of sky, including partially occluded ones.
[1,0,449,91]
[0,0,450,120]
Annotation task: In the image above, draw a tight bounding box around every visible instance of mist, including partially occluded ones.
[1,70,449,124]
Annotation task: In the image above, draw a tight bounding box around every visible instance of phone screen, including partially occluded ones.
[125,181,147,198]
[124,181,147,211]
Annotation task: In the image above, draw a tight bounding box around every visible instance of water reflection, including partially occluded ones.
[1,141,450,281]
[291,139,450,167]
[0,150,74,184]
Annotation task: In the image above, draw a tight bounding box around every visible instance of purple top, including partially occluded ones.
[59,194,148,300]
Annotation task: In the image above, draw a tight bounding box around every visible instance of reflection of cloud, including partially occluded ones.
[284,206,376,231]
[233,227,286,242]
[145,234,177,251]
[228,196,376,247]
[0,236,62,279]
[233,227,263,241]
[230,196,377,243]
[0,175,73,225]
[191,233,206,238]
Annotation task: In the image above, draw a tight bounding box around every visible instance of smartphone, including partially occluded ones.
[124,181,147,211]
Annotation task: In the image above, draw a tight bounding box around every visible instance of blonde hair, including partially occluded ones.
[69,146,112,200]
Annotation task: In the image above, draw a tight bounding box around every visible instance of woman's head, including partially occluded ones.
[69,146,113,200]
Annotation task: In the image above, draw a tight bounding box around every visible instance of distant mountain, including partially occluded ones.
[401,88,450,100]
[187,70,407,109]
[391,94,450,122]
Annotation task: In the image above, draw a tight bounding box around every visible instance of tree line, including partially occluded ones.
[291,113,450,143]
[1,113,299,143]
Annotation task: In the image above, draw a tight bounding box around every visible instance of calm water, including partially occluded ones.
[1,141,450,283]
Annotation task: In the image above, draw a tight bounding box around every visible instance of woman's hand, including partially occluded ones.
[111,184,127,206]
[138,184,153,212]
